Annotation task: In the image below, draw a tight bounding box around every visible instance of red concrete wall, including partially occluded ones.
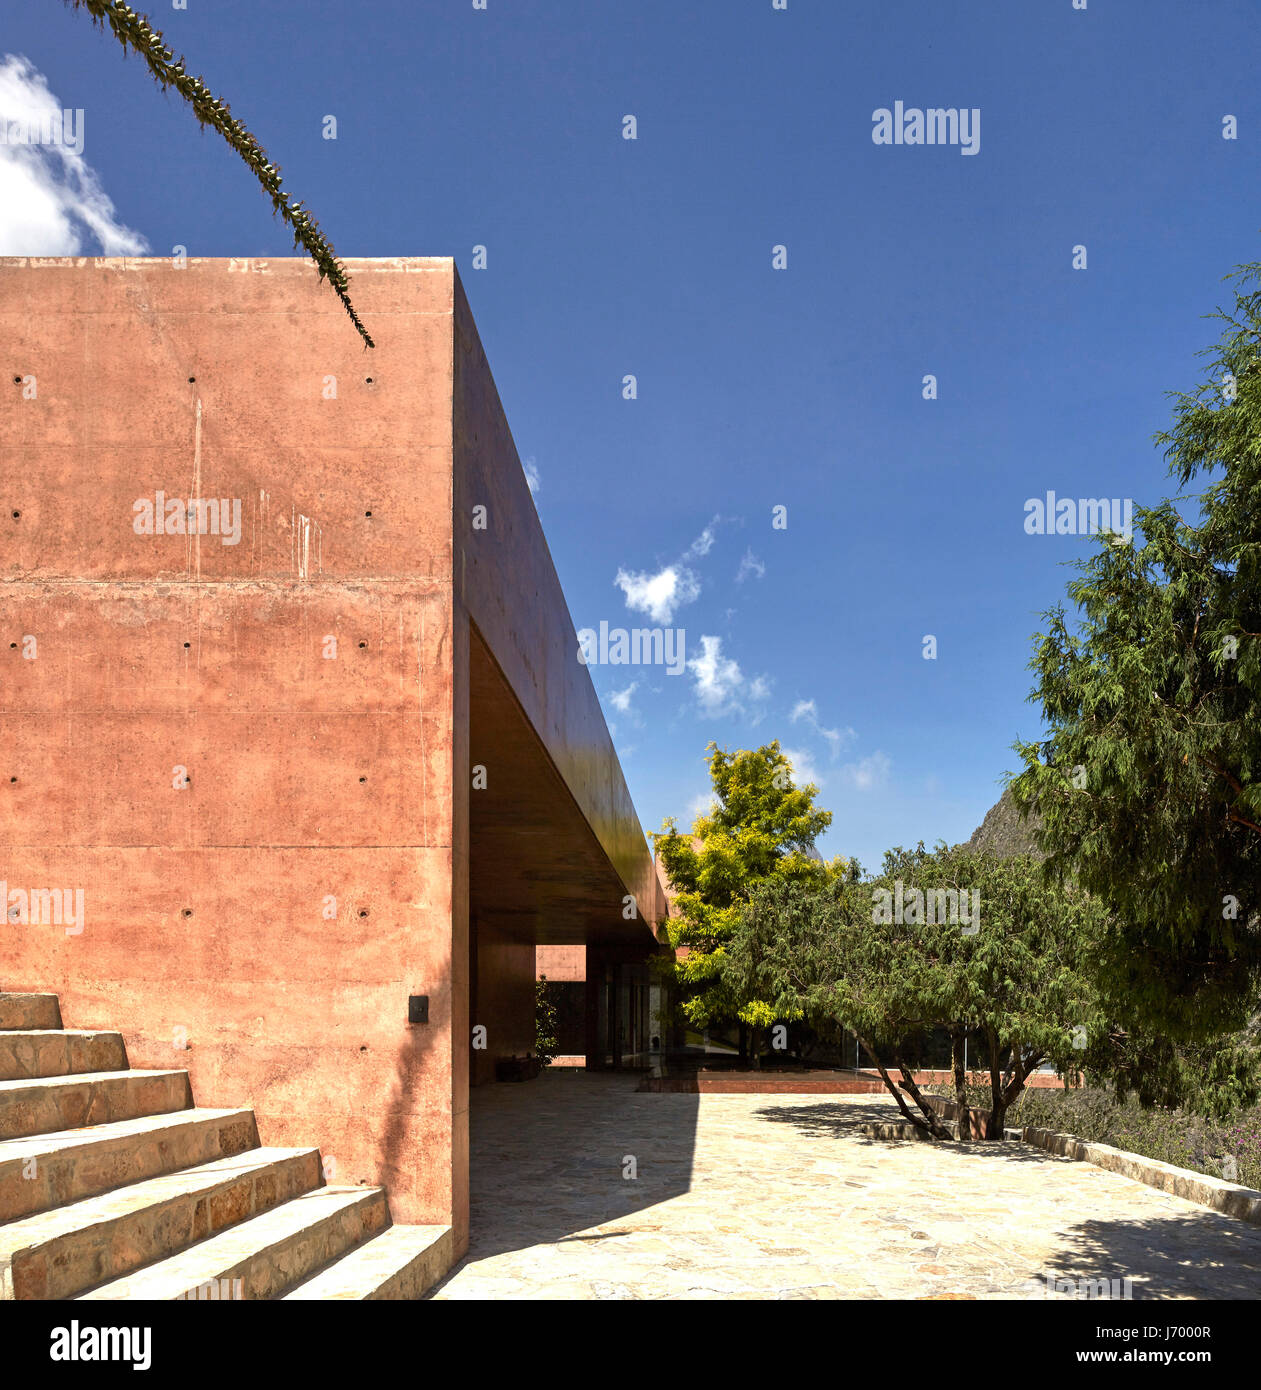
[536,945,585,982]
[0,256,463,1234]
[2,255,666,1261]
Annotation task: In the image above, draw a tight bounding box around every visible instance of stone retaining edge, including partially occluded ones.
[1020,1125,1261,1225]
[921,1093,1261,1225]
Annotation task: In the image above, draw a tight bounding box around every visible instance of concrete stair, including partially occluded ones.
[0,990,451,1300]
[0,1030,128,1081]
[0,996,62,1030]
[283,1223,456,1300]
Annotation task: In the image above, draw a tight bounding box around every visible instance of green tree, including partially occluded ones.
[65,0,372,345]
[728,844,1106,1137]
[1011,262,1261,1040]
[654,741,843,1066]
[535,976,560,1068]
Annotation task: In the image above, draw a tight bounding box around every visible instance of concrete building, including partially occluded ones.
[0,256,667,1278]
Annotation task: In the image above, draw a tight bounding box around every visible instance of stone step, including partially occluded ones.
[0,1147,320,1301]
[0,1030,127,1082]
[0,1070,191,1142]
[79,1185,390,1301]
[0,1107,259,1223]
[282,1223,453,1300]
[0,995,62,1031]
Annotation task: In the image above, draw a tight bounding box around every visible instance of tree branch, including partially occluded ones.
[65,0,373,346]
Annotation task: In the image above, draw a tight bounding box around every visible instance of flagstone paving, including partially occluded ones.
[429,1070,1261,1300]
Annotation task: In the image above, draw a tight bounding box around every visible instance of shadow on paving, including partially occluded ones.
[432,1070,699,1280]
[759,1102,1261,1299]
[431,1077,1261,1300]
[754,1101,1064,1162]
[1027,1211,1261,1301]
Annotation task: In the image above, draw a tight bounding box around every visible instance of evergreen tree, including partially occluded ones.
[729,844,1105,1137]
[1011,262,1261,1039]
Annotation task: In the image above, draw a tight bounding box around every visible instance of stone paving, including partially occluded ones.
[430,1070,1261,1300]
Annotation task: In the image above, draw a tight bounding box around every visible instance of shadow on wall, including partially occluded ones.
[377,995,446,1212]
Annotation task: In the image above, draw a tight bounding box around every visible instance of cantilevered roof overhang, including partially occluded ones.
[452,272,664,950]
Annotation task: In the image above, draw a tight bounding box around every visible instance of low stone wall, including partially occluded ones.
[640,1069,887,1095]
[1022,1126,1261,1225]
[921,1092,1011,1139]
[860,1120,951,1142]
[859,1069,1079,1089]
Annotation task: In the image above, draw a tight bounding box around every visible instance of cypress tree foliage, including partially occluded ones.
[1011,262,1261,1040]
[64,0,373,347]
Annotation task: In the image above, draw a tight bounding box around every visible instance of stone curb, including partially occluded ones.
[1020,1126,1261,1225]
[921,1092,1261,1226]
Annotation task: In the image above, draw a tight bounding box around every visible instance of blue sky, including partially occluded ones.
[4,0,1260,872]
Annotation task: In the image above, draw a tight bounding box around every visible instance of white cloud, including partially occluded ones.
[735,548,765,583]
[609,682,638,714]
[0,55,147,256]
[781,746,824,790]
[790,698,855,759]
[615,564,700,625]
[688,790,717,820]
[685,517,720,559]
[613,517,726,628]
[686,634,770,718]
[688,634,743,713]
[840,751,891,792]
[522,456,541,496]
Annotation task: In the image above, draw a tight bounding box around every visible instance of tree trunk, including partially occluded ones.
[856,1035,934,1135]
[738,1022,748,1066]
[951,1029,970,1143]
[749,1026,761,1070]
[985,1024,1004,1139]
[893,1057,955,1140]
[998,1049,1044,1134]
